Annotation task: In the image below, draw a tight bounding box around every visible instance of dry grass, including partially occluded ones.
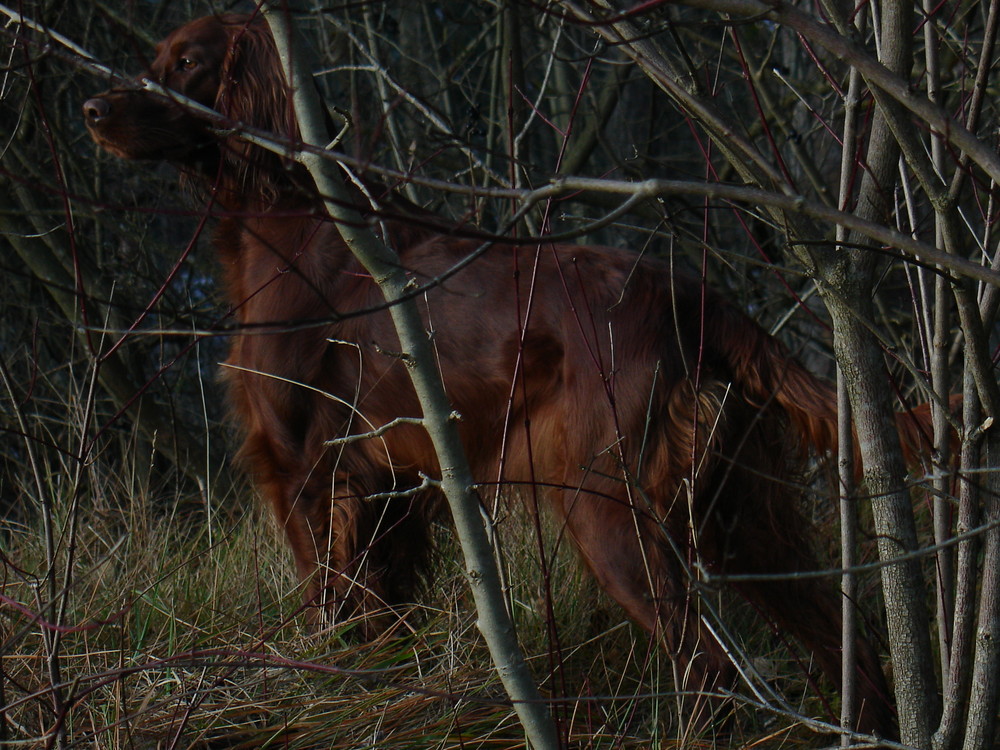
[1,430,845,749]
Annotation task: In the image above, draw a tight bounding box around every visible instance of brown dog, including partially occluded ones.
[85,13,910,735]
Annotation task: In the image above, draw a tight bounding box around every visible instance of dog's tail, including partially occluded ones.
[708,302,950,466]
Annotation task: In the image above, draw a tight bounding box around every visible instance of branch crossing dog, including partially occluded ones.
[84,13,942,737]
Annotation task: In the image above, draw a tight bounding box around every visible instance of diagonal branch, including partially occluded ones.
[260,5,558,748]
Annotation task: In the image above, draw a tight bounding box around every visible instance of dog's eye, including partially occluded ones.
[177,57,197,71]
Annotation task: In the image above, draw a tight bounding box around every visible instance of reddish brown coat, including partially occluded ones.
[84,14,912,736]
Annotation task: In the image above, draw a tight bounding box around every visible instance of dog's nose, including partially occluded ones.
[82,97,111,122]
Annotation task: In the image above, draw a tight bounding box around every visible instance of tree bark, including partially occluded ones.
[262,6,558,748]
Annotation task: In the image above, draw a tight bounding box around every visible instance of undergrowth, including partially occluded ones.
[2,435,844,749]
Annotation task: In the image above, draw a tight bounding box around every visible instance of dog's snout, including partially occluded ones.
[83,97,111,122]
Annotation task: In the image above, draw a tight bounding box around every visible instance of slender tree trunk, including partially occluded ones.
[962,443,1000,749]
[824,293,937,747]
[263,7,558,748]
[815,2,939,741]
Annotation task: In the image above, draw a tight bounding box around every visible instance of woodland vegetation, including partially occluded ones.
[2,0,999,747]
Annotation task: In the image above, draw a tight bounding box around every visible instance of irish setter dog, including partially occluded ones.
[84,12,920,736]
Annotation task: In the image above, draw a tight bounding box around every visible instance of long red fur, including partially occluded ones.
[83,13,922,736]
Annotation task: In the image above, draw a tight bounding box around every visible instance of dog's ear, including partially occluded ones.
[214,18,300,193]
[217,19,295,137]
